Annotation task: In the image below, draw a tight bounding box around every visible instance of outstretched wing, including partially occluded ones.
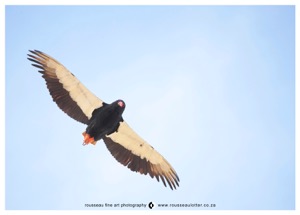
[103,121,180,190]
[27,50,104,124]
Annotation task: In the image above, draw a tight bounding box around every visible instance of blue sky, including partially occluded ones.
[5,5,295,210]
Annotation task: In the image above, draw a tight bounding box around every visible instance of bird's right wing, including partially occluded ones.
[103,121,180,190]
[28,50,104,124]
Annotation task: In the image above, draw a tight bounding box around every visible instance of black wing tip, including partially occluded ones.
[168,178,180,190]
[27,50,42,59]
[28,49,42,54]
[166,172,180,190]
[28,50,45,59]
[27,57,45,71]
[27,50,48,68]
[27,56,40,63]
[158,172,179,190]
[174,172,180,183]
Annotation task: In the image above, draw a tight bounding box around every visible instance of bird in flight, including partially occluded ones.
[27,50,180,190]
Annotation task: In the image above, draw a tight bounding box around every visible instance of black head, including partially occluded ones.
[116,99,126,108]
[112,99,126,114]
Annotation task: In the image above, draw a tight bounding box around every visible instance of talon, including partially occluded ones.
[82,132,97,145]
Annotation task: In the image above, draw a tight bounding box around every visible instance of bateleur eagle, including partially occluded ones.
[27,50,180,190]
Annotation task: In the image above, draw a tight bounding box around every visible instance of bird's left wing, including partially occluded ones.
[103,121,180,190]
[27,50,104,124]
